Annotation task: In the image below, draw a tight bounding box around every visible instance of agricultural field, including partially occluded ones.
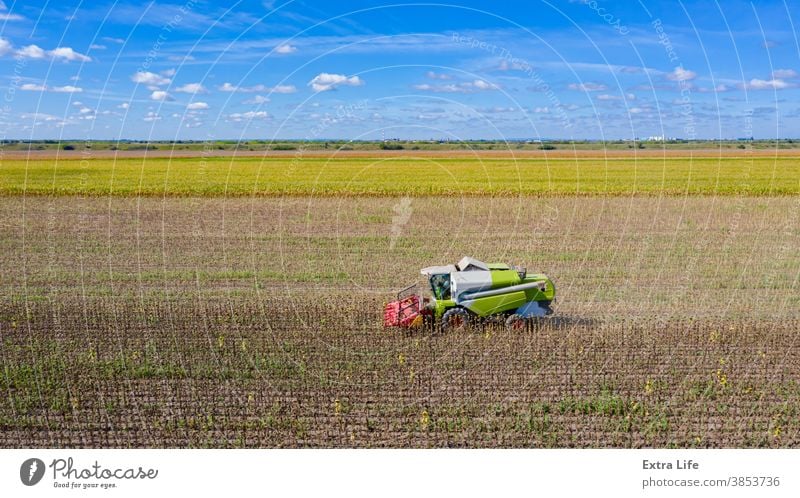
[1,155,799,196]
[1,178,799,448]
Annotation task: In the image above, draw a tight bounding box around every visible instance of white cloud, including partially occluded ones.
[49,47,91,62]
[132,71,171,86]
[772,69,798,79]
[412,79,498,93]
[102,37,125,44]
[161,68,177,77]
[478,106,515,113]
[89,44,107,50]
[143,111,161,122]
[567,82,608,92]
[150,90,172,101]
[744,78,791,90]
[472,79,495,90]
[596,94,621,101]
[21,83,46,91]
[0,11,23,21]
[118,102,130,109]
[533,107,550,113]
[275,44,297,54]
[175,82,206,94]
[271,84,296,94]
[52,85,82,93]
[309,73,364,92]
[78,107,93,114]
[72,101,83,106]
[0,37,11,56]
[17,45,47,59]
[665,66,696,81]
[20,83,82,94]
[228,111,269,121]
[21,113,64,124]
[243,95,270,104]
[187,102,209,110]
[219,82,296,94]
[697,84,731,93]
[219,82,266,92]
[168,54,195,62]
[426,71,452,80]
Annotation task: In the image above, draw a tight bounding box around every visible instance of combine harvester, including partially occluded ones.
[384,256,555,332]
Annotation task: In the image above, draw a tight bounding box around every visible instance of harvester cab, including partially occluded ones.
[384,256,555,332]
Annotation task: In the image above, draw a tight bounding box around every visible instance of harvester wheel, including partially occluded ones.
[505,314,527,332]
[441,308,470,332]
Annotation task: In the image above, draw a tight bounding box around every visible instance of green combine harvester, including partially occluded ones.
[384,256,555,332]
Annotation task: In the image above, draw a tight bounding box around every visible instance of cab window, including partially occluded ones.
[429,274,451,300]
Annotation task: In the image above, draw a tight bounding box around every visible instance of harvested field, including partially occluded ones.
[1,195,798,447]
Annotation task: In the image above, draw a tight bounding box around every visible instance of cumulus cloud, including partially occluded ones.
[143,111,161,122]
[426,71,452,80]
[308,73,364,92]
[118,102,130,109]
[0,37,11,55]
[533,107,550,113]
[175,83,206,94]
[665,66,696,81]
[0,2,23,21]
[150,90,172,101]
[20,83,82,93]
[20,83,47,91]
[413,79,498,93]
[697,84,731,93]
[187,102,209,110]
[132,71,171,86]
[275,44,297,54]
[219,82,296,94]
[52,85,83,93]
[49,47,91,62]
[272,84,296,94]
[243,95,270,104]
[228,110,269,121]
[14,43,91,62]
[567,82,608,91]
[17,44,46,59]
[744,78,792,90]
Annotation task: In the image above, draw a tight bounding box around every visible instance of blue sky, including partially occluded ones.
[0,0,799,140]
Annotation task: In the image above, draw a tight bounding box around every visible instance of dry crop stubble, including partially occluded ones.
[0,193,798,447]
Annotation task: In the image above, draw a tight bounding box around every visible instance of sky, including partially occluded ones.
[0,0,799,141]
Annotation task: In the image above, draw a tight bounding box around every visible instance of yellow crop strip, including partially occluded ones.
[1,156,798,196]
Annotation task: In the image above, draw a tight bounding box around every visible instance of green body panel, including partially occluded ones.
[523,275,556,301]
[487,263,511,270]
[489,269,521,288]
[461,290,528,315]
[431,271,555,319]
[434,299,456,318]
